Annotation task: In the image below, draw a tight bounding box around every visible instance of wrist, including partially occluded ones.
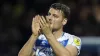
[45,33,54,39]
[32,33,39,36]
[31,34,39,39]
[44,31,52,36]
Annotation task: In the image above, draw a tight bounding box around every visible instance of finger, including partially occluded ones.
[38,15,45,26]
[41,16,46,24]
[32,17,35,24]
[39,20,43,28]
[33,15,37,22]
[46,16,50,24]
[32,17,35,29]
[32,15,39,26]
[35,15,39,23]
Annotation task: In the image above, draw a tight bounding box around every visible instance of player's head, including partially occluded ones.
[47,3,70,31]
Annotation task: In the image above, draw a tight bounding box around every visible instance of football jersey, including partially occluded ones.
[33,32,81,56]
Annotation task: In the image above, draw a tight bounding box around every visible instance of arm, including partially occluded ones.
[18,34,38,56]
[18,15,41,56]
[45,34,78,56]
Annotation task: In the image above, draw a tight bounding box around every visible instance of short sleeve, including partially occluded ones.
[67,36,82,55]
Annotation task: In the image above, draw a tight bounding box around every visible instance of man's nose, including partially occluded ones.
[48,15,52,21]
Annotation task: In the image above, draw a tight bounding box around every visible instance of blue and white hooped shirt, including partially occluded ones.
[33,32,81,56]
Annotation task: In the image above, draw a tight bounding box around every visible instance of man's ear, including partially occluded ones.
[62,18,67,25]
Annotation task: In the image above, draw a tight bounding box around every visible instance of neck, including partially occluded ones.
[52,28,63,39]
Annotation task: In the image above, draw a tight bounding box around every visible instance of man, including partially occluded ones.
[18,3,81,56]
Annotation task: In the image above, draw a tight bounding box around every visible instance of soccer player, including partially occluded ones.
[18,3,81,56]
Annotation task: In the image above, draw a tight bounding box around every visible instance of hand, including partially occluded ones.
[38,15,52,36]
[32,15,41,36]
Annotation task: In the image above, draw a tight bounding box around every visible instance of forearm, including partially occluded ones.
[46,34,71,56]
[18,34,38,56]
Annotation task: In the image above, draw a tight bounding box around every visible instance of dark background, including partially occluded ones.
[0,0,100,56]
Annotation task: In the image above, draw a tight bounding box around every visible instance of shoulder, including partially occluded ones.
[64,32,80,39]
[64,32,81,46]
[64,32,82,55]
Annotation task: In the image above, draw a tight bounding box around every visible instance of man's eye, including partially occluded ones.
[53,14,58,18]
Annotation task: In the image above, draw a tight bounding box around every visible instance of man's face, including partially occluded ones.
[47,8,67,31]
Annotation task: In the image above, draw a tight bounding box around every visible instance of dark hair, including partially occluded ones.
[50,3,70,19]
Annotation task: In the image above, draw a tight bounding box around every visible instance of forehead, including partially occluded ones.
[49,8,63,15]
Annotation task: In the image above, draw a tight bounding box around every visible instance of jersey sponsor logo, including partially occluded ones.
[73,37,81,46]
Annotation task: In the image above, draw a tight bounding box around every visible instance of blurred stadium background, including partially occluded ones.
[0,0,100,56]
